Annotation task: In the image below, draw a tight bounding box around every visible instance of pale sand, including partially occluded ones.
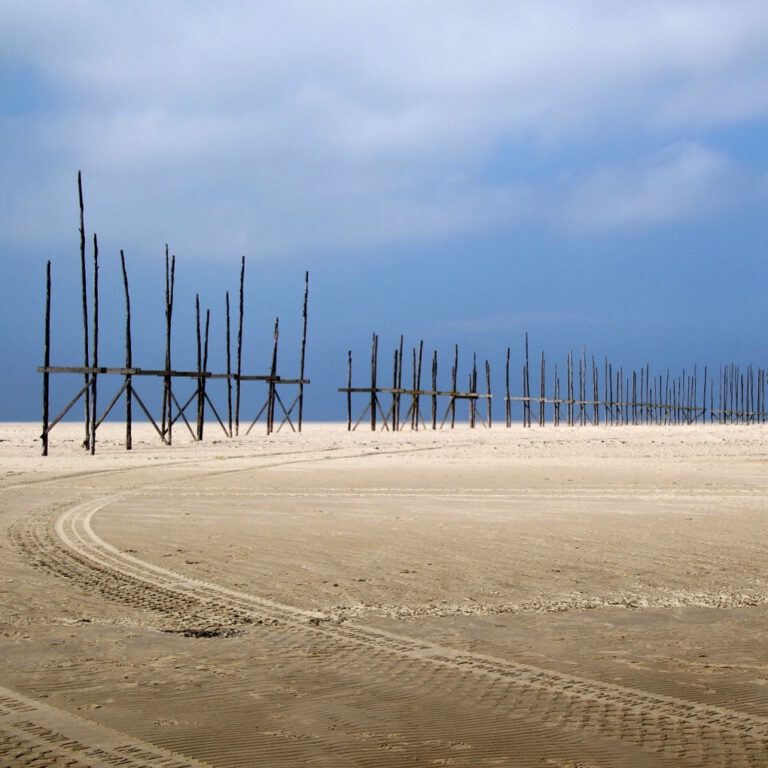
[1,422,767,766]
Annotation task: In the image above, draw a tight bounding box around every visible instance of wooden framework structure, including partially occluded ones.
[339,333,492,430]
[341,331,767,431]
[40,174,309,455]
[504,333,768,427]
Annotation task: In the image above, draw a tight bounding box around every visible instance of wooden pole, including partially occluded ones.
[90,234,99,455]
[524,333,530,428]
[539,350,545,427]
[235,255,245,436]
[77,172,90,450]
[298,271,309,432]
[196,294,203,440]
[42,261,51,456]
[268,318,279,434]
[370,333,378,432]
[225,292,233,437]
[201,308,210,439]
[163,248,175,445]
[415,340,423,430]
[120,251,133,450]
[347,350,352,431]
[485,359,492,428]
[431,350,438,430]
[451,344,458,428]
[397,335,404,429]
[505,346,511,428]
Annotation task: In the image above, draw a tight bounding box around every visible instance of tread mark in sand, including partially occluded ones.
[9,498,768,767]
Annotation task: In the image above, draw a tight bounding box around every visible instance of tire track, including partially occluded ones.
[0,685,209,767]
[11,495,768,766]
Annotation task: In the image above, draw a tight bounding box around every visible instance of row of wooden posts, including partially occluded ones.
[40,173,309,455]
[342,332,768,430]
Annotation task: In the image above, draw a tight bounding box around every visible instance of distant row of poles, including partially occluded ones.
[341,333,768,430]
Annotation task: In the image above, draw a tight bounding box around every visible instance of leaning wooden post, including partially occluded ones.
[90,234,99,455]
[415,340,424,430]
[225,292,233,437]
[120,251,133,450]
[298,271,309,432]
[201,309,210,440]
[431,350,438,430]
[41,261,51,456]
[268,318,279,434]
[347,350,353,431]
[235,255,245,436]
[77,172,91,450]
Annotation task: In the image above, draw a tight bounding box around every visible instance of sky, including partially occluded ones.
[1,2,767,424]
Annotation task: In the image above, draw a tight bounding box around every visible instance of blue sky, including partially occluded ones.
[1,2,767,422]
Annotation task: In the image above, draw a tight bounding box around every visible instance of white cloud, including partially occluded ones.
[1,2,767,258]
[561,143,740,232]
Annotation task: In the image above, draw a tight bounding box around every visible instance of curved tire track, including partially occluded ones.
[12,495,768,767]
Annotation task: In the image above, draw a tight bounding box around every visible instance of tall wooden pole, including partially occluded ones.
[201,308,210,440]
[42,261,51,456]
[505,346,511,428]
[196,294,203,440]
[225,292,233,437]
[431,350,438,430]
[451,344,458,428]
[120,251,132,450]
[90,234,99,455]
[347,350,353,430]
[397,335,404,429]
[268,318,279,434]
[77,172,90,450]
[235,255,245,435]
[370,333,378,432]
[485,359,492,428]
[392,348,399,431]
[298,271,309,432]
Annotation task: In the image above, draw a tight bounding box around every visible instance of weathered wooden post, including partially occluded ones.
[41,261,51,456]
[505,346,511,428]
[485,359,492,428]
[201,308,210,439]
[78,172,90,450]
[225,291,233,437]
[120,251,133,450]
[370,333,378,431]
[451,344,458,428]
[347,350,352,431]
[539,351,545,427]
[90,234,99,455]
[298,271,309,432]
[268,318,279,434]
[196,294,203,440]
[235,255,245,436]
[431,350,438,430]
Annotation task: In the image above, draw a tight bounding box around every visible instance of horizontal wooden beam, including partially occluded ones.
[39,366,308,384]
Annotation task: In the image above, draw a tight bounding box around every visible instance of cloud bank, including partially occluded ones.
[1,1,767,260]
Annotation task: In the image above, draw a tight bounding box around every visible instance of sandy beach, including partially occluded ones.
[1,422,767,766]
